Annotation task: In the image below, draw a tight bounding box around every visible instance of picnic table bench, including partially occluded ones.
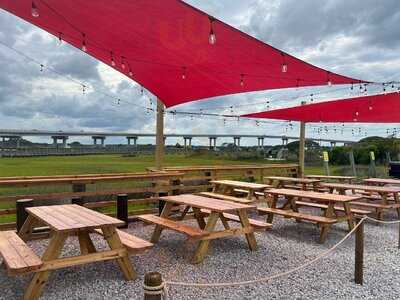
[320,182,400,219]
[0,204,152,300]
[139,194,270,263]
[363,178,400,186]
[259,188,364,243]
[264,176,321,191]
[305,175,356,183]
[210,180,271,201]
[198,191,254,204]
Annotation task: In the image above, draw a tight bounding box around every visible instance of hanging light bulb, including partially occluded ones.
[350,83,354,90]
[208,16,216,45]
[240,74,244,87]
[181,67,186,79]
[57,32,63,46]
[110,52,116,67]
[327,72,332,86]
[281,53,288,73]
[121,56,126,69]
[128,69,133,77]
[81,34,87,52]
[31,1,39,18]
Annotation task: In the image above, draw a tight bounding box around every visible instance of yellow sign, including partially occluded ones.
[323,151,329,162]
[370,151,375,161]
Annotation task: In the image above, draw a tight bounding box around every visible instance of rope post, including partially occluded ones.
[16,199,34,233]
[144,271,164,300]
[71,196,85,206]
[355,218,364,285]
[398,222,400,249]
[117,194,128,228]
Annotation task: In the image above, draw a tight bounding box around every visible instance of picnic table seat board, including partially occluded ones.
[363,178,400,186]
[294,201,372,215]
[305,175,356,183]
[264,176,321,191]
[261,188,363,243]
[0,231,43,276]
[93,229,153,254]
[198,192,254,204]
[210,179,271,201]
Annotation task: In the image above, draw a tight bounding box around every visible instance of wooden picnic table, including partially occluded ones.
[140,194,265,264]
[264,176,321,191]
[363,178,400,186]
[210,179,271,200]
[321,182,400,219]
[11,204,145,300]
[259,188,364,243]
[305,175,356,183]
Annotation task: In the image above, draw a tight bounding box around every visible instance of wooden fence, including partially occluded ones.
[0,164,298,230]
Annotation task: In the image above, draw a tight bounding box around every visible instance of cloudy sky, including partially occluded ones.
[0,0,399,146]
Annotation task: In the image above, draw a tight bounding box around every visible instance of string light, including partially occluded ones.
[121,56,126,69]
[350,83,354,90]
[208,16,216,45]
[181,67,186,80]
[240,74,244,87]
[110,52,116,67]
[81,34,87,52]
[128,68,133,77]
[57,32,62,46]
[281,53,288,73]
[327,71,332,86]
[31,1,39,18]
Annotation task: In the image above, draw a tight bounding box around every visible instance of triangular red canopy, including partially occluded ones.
[0,0,365,107]
[243,92,400,123]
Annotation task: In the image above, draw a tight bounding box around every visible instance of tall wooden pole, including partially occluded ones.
[298,101,306,178]
[155,98,165,170]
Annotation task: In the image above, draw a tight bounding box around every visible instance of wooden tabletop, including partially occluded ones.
[321,183,400,193]
[363,178,400,185]
[210,180,271,190]
[266,188,363,202]
[26,204,124,232]
[265,176,321,184]
[306,175,355,180]
[159,194,256,212]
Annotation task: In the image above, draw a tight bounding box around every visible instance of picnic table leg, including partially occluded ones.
[192,212,219,264]
[267,194,278,223]
[342,202,355,230]
[394,193,400,219]
[219,213,230,230]
[237,209,257,251]
[247,189,255,200]
[18,215,36,241]
[102,226,136,281]
[78,231,97,254]
[178,205,191,221]
[319,202,334,243]
[151,202,174,243]
[377,193,387,220]
[24,232,68,300]
[192,207,206,229]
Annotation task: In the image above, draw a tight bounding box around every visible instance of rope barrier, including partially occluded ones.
[143,282,169,300]
[165,217,367,288]
[364,216,400,224]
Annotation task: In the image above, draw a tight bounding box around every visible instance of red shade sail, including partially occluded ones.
[243,92,400,123]
[0,0,365,107]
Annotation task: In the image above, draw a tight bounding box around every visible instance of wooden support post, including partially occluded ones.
[72,183,86,193]
[398,222,400,249]
[144,272,164,300]
[355,219,364,285]
[117,194,128,228]
[298,101,306,178]
[155,98,165,171]
[349,150,357,177]
[16,199,34,233]
[71,197,85,206]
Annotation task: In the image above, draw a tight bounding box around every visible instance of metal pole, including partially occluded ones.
[298,101,306,178]
[155,98,165,170]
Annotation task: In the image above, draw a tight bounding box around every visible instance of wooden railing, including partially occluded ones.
[0,164,298,230]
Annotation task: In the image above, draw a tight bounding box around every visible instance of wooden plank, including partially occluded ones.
[210,180,271,190]
[138,214,208,239]
[159,194,256,213]
[264,176,321,184]
[266,188,363,202]
[198,192,254,204]
[258,207,337,224]
[321,183,400,194]
[295,201,372,215]
[0,231,43,276]
[363,178,400,185]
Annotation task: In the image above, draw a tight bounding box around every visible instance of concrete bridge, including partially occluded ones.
[0,129,355,149]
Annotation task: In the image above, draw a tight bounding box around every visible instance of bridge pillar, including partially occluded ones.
[330,141,336,148]
[209,137,217,150]
[233,137,241,147]
[126,136,138,146]
[282,137,288,146]
[92,136,106,147]
[1,136,22,148]
[51,136,68,148]
[257,137,264,149]
[183,137,192,149]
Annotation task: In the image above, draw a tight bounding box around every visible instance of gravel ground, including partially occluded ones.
[1,207,400,300]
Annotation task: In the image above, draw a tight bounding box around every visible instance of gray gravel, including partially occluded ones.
[1,207,400,300]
